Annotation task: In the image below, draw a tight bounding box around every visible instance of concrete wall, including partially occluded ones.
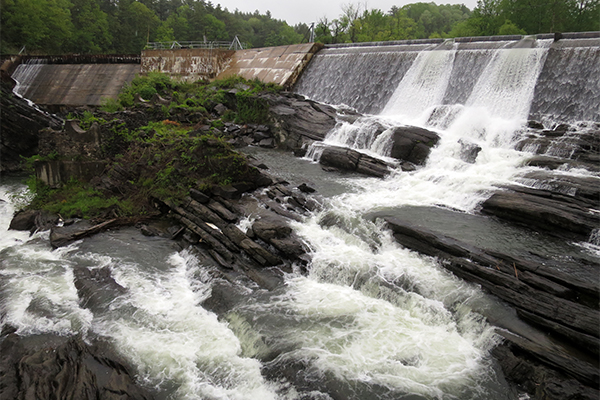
[141,48,235,81]
[9,43,322,106]
[13,63,140,106]
[216,43,323,88]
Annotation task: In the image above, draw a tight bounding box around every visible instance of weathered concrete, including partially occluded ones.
[12,63,140,106]
[216,43,323,88]
[141,48,235,81]
[35,160,106,188]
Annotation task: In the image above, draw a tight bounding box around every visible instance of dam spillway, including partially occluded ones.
[294,34,600,125]
[10,55,141,107]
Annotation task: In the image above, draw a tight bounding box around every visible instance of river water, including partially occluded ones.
[2,36,599,399]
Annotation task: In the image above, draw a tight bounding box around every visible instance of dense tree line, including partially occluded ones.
[315,0,599,43]
[1,0,598,55]
[449,0,599,37]
[0,0,309,54]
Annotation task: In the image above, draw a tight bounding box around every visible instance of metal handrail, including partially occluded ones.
[146,36,249,50]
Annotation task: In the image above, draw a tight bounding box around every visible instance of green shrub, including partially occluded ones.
[100,97,123,112]
[235,91,269,123]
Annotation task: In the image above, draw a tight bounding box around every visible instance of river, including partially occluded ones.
[2,36,599,400]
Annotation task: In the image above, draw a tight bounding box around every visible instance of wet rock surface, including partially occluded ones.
[261,92,339,149]
[319,145,392,177]
[482,124,600,242]
[0,83,63,173]
[382,216,599,400]
[388,125,440,165]
[0,332,155,400]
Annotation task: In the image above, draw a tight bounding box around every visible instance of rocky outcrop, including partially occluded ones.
[261,92,339,150]
[382,217,599,400]
[0,333,154,400]
[515,124,599,172]
[318,145,392,177]
[9,209,59,233]
[482,185,600,241]
[0,83,62,173]
[388,125,440,165]
[149,180,317,290]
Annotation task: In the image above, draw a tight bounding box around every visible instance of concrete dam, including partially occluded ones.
[5,32,599,115]
[6,43,322,107]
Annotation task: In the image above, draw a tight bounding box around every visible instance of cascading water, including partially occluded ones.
[2,35,598,400]
[299,37,599,213]
[11,59,47,98]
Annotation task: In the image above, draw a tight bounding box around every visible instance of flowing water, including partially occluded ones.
[2,36,599,400]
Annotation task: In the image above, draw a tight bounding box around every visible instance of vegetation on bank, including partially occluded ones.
[22,73,280,220]
[2,0,597,55]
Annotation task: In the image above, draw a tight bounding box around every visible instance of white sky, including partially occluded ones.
[213,0,479,26]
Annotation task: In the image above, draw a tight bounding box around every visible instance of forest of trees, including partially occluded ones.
[1,0,598,55]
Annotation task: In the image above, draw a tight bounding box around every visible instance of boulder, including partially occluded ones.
[9,209,58,233]
[319,146,391,178]
[252,215,293,241]
[9,209,39,231]
[0,334,154,400]
[262,92,338,150]
[297,183,316,193]
[389,126,440,165]
[458,138,481,163]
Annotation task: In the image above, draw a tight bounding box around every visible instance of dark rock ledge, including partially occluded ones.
[382,217,599,400]
[0,331,154,400]
[3,176,319,399]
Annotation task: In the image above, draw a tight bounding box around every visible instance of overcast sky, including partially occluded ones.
[213,0,479,26]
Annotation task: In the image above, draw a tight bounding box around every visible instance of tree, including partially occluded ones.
[69,0,112,52]
[112,1,160,53]
[1,0,74,53]
[340,2,364,42]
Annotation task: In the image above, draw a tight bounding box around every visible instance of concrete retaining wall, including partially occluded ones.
[216,43,323,88]
[141,48,235,81]
[9,43,322,106]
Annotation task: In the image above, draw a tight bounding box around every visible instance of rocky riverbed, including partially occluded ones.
[1,75,599,400]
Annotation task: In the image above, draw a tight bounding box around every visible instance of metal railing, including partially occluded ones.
[146,36,248,51]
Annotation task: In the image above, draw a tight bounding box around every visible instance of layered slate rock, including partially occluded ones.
[319,145,392,178]
[0,333,154,400]
[152,181,315,290]
[382,217,599,400]
[482,185,600,241]
[260,92,339,149]
[0,82,62,172]
[515,124,599,172]
[388,125,440,165]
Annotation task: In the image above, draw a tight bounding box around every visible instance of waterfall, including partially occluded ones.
[12,59,47,98]
[296,36,600,212]
[2,36,598,400]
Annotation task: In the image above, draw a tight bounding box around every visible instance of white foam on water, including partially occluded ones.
[225,214,503,398]
[0,182,93,335]
[274,276,497,398]
[95,249,279,400]
[0,239,93,336]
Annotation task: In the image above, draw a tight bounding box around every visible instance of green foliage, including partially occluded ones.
[27,178,125,218]
[119,71,175,105]
[497,19,526,36]
[235,91,269,123]
[77,110,106,129]
[20,73,281,219]
[2,0,598,55]
[100,97,123,112]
